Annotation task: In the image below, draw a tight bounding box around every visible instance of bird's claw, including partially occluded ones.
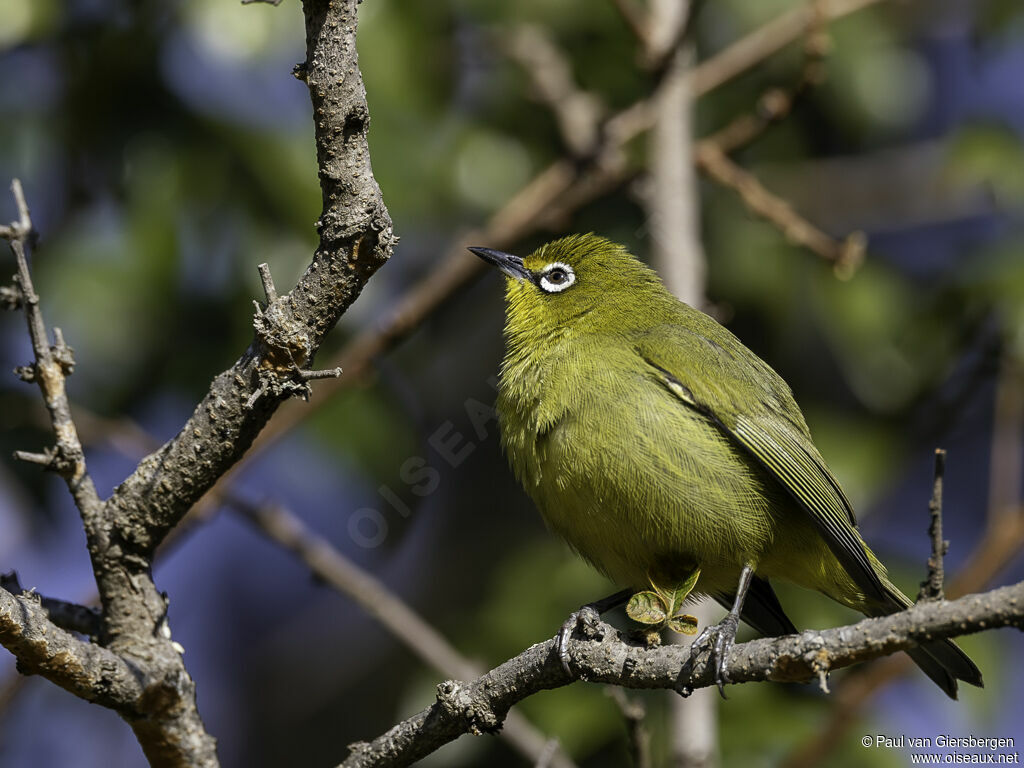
[691,613,740,699]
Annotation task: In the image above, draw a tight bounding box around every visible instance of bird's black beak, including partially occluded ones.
[468,247,531,281]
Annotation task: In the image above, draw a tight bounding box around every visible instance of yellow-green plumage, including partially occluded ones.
[477,233,981,698]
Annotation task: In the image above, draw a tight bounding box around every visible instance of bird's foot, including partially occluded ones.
[556,605,603,678]
[691,612,741,699]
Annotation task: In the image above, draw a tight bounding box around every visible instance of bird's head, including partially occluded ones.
[469,233,664,340]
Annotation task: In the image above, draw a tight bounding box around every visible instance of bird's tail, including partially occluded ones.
[870,581,983,700]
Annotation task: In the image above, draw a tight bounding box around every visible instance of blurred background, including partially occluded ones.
[1,0,1023,766]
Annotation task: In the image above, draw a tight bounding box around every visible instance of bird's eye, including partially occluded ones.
[538,262,576,294]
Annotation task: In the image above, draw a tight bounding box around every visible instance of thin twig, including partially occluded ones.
[2,180,103,533]
[690,0,884,97]
[257,262,278,304]
[607,688,652,768]
[0,573,102,638]
[534,739,561,768]
[503,26,604,157]
[783,356,1024,768]
[695,141,867,275]
[230,497,578,768]
[918,449,947,602]
[610,0,651,49]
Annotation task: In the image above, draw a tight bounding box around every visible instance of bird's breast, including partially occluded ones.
[496,340,780,592]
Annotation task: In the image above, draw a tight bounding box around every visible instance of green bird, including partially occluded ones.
[469,233,982,698]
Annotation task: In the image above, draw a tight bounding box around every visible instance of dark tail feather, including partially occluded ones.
[715,575,797,638]
[877,584,984,700]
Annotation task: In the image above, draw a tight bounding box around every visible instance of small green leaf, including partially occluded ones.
[668,613,699,635]
[626,591,668,625]
[675,568,701,600]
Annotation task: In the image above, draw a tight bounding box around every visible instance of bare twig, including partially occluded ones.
[503,26,604,157]
[918,449,948,602]
[341,582,1023,768]
[695,141,867,276]
[257,262,278,303]
[0,178,30,240]
[783,356,1024,768]
[610,0,651,49]
[691,0,883,97]
[3,180,102,523]
[3,182,219,767]
[0,572,102,638]
[534,739,561,768]
[231,497,578,768]
[607,688,652,768]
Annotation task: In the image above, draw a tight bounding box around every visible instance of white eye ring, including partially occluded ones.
[538,262,576,293]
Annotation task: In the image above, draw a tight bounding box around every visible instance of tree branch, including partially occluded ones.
[1,572,102,638]
[231,497,579,768]
[4,185,219,767]
[340,583,1023,767]
[103,0,393,556]
[919,449,948,602]
[503,25,603,157]
[0,587,143,710]
[1,179,103,529]
[695,141,866,276]
[690,0,883,96]
[1,2,393,765]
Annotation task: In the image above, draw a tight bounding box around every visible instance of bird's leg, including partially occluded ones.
[557,588,632,676]
[692,564,754,699]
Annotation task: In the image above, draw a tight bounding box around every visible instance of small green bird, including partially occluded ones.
[469,233,982,698]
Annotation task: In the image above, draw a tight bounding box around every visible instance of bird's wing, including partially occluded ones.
[635,322,888,604]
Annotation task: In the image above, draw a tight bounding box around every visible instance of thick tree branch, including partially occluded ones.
[341,583,1023,768]
[102,0,393,557]
[2,2,392,766]
[0,587,143,710]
